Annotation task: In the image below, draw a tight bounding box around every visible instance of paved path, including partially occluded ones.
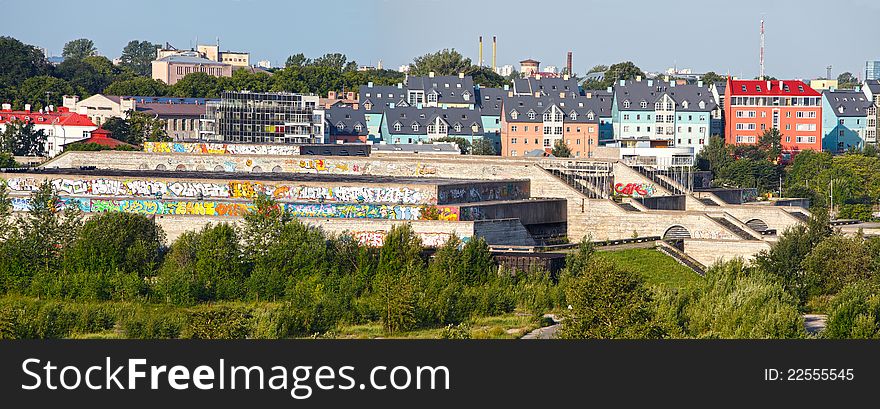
[522,314,561,339]
[804,314,828,335]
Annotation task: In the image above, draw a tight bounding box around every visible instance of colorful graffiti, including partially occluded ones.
[284,203,423,220]
[296,159,367,174]
[143,142,301,156]
[349,230,468,248]
[437,182,527,204]
[613,183,656,198]
[7,178,434,204]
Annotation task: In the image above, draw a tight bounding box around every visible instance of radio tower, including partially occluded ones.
[759,19,765,80]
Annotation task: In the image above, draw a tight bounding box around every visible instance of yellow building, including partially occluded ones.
[810,79,839,91]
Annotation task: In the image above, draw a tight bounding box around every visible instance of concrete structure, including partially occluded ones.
[501,93,601,158]
[151,51,232,85]
[821,90,873,152]
[199,91,324,144]
[612,78,717,154]
[0,104,96,157]
[725,78,822,155]
[157,43,250,68]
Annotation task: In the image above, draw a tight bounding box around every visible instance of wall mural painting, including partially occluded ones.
[613,182,656,198]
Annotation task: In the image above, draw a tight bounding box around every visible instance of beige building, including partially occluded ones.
[63,94,135,126]
[810,79,839,91]
[157,43,250,68]
[151,51,232,85]
[63,94,210,141]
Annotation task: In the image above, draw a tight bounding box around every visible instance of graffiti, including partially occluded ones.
[11,197,29,211]
[7,177,430,204]
[691,230,729,240]
[613,183,656,198]
[143,142,300,156]
[415,163,437,175]
[349,230,469,248]
[284,203,423,220]
[741,188,758,203]
[458,207,486,221]
[438,183,527,204]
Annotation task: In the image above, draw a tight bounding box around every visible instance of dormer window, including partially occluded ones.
[528,111,536,120]
[472,123,479,132]
[798,85,804,92]
[587,112,595,120]
[640,101,647,108]
[354,124,363,132]
[394,123,401,132]
[454,123,462,132]
[412,123,419,132]
[682,101,689,109]
[463,91,471,101]
[839,106,845,114]
[427,93,437,103]
[623,100,631,108]
[336,122,345,131]
[570,112,577,121]
[511,110,519,120]
[698,101,706,109]
[364,102,372,110]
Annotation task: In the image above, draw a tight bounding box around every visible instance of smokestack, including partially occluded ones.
[479,36,483,67]
[567,51,572,76]
[492,36,497,71]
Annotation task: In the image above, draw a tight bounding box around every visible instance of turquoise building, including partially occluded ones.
[821,90,873,153]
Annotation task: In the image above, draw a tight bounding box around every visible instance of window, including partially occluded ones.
[463,92,470,101]
[543,138,551,147]
[511,137,517,144]
[554,111,563,122]
[393,123,401,132]
[588,126,595,133]
[354,124,363,132]
[510,150,517,156]
[796,123,816,131]
[412,123,419,131]
[427,124,436,133]
[472,124,480,132]
[544,126,552,134]
[587,112,594,120]
[543,112,553,121]
[623,114,630,120]
[570,112,577,120]
[623,126,630,132]
[427,93,437,103]
[623,101,630,108]
[554,126,563,135]
[528,111,536,120]
[336,123,345,131]
[510,125,517,132]
[666,115,674,122]
[640,101,647,108]
[795,136,816,144]
[510,111,518,120]
[636,114,641,120]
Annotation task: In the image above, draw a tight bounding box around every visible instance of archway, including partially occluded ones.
[663,225,691,240]
[271,165,283,173]
[213,165,225,172]
[156,164,166,171]
[251,166,263,173]
[175,164,187,171]
[745,219,769,233]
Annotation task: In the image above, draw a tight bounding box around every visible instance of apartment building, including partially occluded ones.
[200,91,324,144]
[862,80,880,146]
[724,79,822,153]
[151,51,233,85]
[0,104,96,157]
[501,94,600,158]
[63,95,214,141]
[821,90,873,152]
[379,106,483,145]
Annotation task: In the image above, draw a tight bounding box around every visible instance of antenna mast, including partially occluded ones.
[759,19,765,79]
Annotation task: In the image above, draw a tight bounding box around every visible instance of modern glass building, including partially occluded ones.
[200,91,324,144]
[867,60,880,81]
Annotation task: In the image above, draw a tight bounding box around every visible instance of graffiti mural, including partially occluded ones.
[143,142,301,156]
[438,183,527,204]
[349,230,469,248]
[6,177,434,204]
[296,159,367,174]
[284,203,424,220]
[613,183,656,198]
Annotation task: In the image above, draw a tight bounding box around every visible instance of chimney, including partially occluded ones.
[479,36,483,67]
[397,83,403,88]
[566,51,572,76]
[367,81,374,88]
[767,80,771,90]
[62,95,79,109]
[586,92,593,98]
[647,79,653,86]
[328,90,337,99]
[503,84,509,90]
[508,91,514,97]
[492,36,497,71]
[24,104,31,112]
[697,80,703,87]
[346,91,355,100]
[635,75,642,82]
[1,103,11,111]
[606,87,613,93]
[619,80,626,87]
[429,71,435,78]
[458,72,464,79]
[559,92,566,98]
[563,74,570,81]
[534,92,541,98]
[536,73,542,80]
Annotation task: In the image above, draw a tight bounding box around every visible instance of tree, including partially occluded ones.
[62,38,97,61]
[373,224,423,333]
[551,139,571,158]
[0,152,16,168]
[55,56,121,95]
[241,195,291,261]
[823,281,880,339]
[285,53,311,68]
[170,72,223,98]
[471,137,497,155]
[17,181,82,279]
[409,49,472,76]
[587,65,608,74]
[104,76,170,96]
[757,128,783,162]
[696,136,732,174]
[604,61,645,84]
[837,72,859,89]
[101,117,132,144]
[12,75,80,110]
[313,53,349,72]
[434,136,470,154]
[128,111,168,143]
[0,120,47,156]
[559,257,663,339]
[466,66,508,88]
[119,40,159,76]
[700,71,724,85]
[0,36,51,88]
[803,233,873,297]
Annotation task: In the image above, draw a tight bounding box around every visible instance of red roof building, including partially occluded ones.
[0,104,97,157]
[64,128,134,149]
[724,78,822,153]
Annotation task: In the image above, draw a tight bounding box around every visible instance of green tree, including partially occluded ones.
[373,224,423,333]
[13,75,80,110]
[119,40,159,76]
[17,181,83,279]
[128,111,168,143]
[559,257,663,339]
[0,180,13,241]
[802,233,873,297]
[409,49,472,76]
[471,137,497,155]
[757,128,783,162]
[0,120,47,156]
[0,152,16,168]
[241,195,291,261]
[434,136,470,154]
[696,135,732,174]
[285,53,311,68]
[466,66,508,88]
[837,72,859,89]
[63,212,165,278]
[551,139,571,158]
[104,76,170,96]
[700,71,725,85]
[170,72,223,98]
[0,36,51,88]
[62,38,97,61]
[313,53,349,72]
[101,117,132,143]
[603,61,645,85]
[55,56,121,95]
[587,65,608,74]
[823,281,880,339]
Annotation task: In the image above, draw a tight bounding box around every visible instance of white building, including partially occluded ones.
[0,104,97,157]
[495,64,514,77]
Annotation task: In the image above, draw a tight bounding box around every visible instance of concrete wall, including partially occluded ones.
[437,180,530,204]
[683,239,772,267]
[459,199,567,225]
[635,195,686,210]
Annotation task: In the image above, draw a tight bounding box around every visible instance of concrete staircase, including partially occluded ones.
[628,164,688,195]
[657,240,707,275]
[709,216,760,240]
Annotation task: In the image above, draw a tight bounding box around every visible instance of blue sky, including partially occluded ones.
[2,0,878,79]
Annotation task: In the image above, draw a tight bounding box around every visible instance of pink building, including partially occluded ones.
[151,51,232,85]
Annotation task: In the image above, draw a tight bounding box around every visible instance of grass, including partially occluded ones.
[596,248,704,291]
[329,312,543,339]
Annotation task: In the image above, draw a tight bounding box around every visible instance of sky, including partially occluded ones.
[2,0,879,80]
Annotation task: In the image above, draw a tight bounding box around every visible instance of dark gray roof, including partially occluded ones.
[713,81,726,94]
[614,80,717,112]
[406,75,476,105]
[384,106,483,136]
[865,80,880,94]
[476,87,506,116]
[325,106,367,136]
[583,90,612,117]
[502,95,603,123]
[823,90,872,117]
[358,84,408,113]
[372,143,460,154]
[512,77,580,96]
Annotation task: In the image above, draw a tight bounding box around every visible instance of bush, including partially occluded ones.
[823,282,880,339]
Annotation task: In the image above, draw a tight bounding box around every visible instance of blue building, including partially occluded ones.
[476,85,506,153]
[821,90,873,153]
[379,106,484,146]
[584,89,613,144]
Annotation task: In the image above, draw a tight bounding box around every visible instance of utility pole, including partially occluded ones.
[829,178,834,219]
[759,19,765,80]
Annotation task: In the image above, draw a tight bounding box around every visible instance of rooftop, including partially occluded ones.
[728,79,820,97]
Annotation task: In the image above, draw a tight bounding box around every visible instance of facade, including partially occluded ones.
[325,106,368,143]
[151,51,233,85]
[583,89,613,143]
[200,91,324,144]
[519,59,540,77]
[863,80,880,147]
[379,106,484,145]
[197,44,250,68]
[867,60,880,81]
[63,95,213,141]
[501,94,601,158]
[476,86,506,153]
[0,104,96,157]
[724,79,823,154]
[810,79,839,91]
[495,64,514,77]
[709,81,727,137]
[359,83,408,140]
[821,90,873,152]
[611,78,717,154]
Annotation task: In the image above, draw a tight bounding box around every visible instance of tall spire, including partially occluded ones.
[759,19,765,80]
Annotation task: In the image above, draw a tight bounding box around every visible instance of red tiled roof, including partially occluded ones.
[64,128,134,148]
[728,79,820,97]
[0,107,96,127]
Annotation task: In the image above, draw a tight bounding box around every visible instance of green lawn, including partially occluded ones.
[596,248,704,291]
